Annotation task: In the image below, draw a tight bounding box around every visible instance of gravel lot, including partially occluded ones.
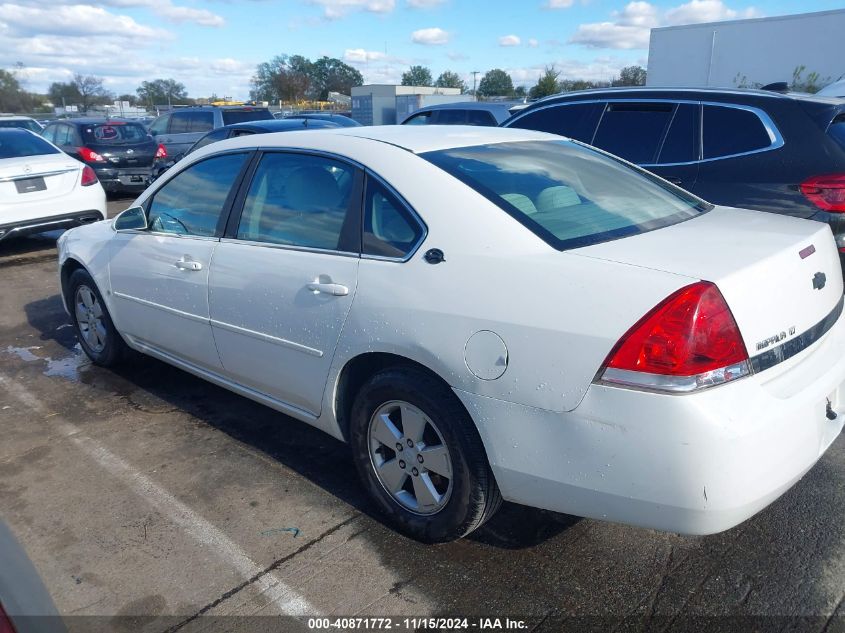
[1,197,844,632]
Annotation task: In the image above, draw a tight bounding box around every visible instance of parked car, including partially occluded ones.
[504,87,845,273]
[401,101,517,126]
[0,129,105,242]
[150,117,341,181]
[0,522,68,633]
[149,105,274,161]
[57,126,845,543]
[0,115,43,133]
[279,112,362,127]
[41,118,163,194]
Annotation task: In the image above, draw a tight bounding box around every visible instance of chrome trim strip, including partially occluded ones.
[506,98,785,167]
[209,319,324,357]
[219,237,359,258]
[600,361,750,394]
[0,167,78,183]
[112,291,208,324]
[750,295,844,374]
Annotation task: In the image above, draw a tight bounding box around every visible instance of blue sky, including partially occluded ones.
[1,0,841,99]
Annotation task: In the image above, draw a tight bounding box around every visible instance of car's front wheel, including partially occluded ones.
[350,366,501,542]
[67,268,128,367]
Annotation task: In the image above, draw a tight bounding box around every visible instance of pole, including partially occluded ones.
[471,71,480,99]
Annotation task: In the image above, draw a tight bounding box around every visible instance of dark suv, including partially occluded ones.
[41,118,161,194]
[505,88,845,267]
[148,105,274,162]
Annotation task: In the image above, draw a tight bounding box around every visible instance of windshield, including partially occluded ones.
[0,129,60,159]
[0,119,42,132]
[222,109,274,125]
[422,140,711,251]
[82,122,149,145]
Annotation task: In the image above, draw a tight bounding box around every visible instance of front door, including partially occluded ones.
[209,151,363,416]
[109,151,251,371]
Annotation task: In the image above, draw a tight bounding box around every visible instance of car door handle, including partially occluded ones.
[174,258,202,271]
[307,281,349,296]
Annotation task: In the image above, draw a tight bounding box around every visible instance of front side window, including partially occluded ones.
[592,103,674,164]
[237,153,358,252]
[423,140,710,251]
[147,153,248,237]
[404,112,433,125]
[657,103,700,164]
[467,110,497,126]
[362,179,423,258]
[507,102,603,143]
[703,105,773,159]
[189,128,229,154]
[437,109,467,125]
[149,115,169,135]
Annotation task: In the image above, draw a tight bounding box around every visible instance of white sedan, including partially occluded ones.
[0,129,105,242]
[56,126,845,542]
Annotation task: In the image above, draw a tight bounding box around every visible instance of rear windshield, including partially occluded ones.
[0,119,41,133]
[829,115,845,151]
[82,123,149,145]
[422,140,711,251]
[0,129,60,159]
[222,109,274,125]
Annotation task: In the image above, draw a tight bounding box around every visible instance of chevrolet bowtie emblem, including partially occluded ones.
[813,272,827,290]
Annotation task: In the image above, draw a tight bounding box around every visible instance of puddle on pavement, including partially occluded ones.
[4,343,92,381]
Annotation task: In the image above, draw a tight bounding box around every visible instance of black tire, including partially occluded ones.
[66,268,128,367]
[350,366,502,543]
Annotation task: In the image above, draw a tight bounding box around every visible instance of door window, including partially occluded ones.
[437,109,467,125]
[190,128,229,153]
[362,179,424,258]
[702,105,773,159]
[592,103,674,164]
[467,110,497,126]
[657,103,700,164]
[149,115,170,135]
[508,102,603,143]
[169,111,213,134]
[42,126,56,143]
[147,152,248,237]
[404,112,433,125]
[237,153,359,252]
[54,125,73,147]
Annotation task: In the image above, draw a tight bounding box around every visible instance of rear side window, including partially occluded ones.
[362,179,424,258]
[467,110,497,126]
[82,123,148,144]
[703,105,772,159]
[237,153,358,252]
[592,103,674,164]
[148,153,248,237]
[437,110,467,125]
[423,140,710,251]
[222,109,274,125]
[170,111,214,134]
[657,103,700,164]
[0,130,60,158]
[508,102,603,143]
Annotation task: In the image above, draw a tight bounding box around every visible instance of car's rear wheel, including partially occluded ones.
[67,269,128,367]
[350,366,501,542]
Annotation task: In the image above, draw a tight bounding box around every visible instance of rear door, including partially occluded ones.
[156,111,214,161]
[108,151,251,370]
[208,150,363,416]
[505,101,603,143]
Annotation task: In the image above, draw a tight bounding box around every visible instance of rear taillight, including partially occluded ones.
[800,174,845,212]
[79,147,105,163]
[0,602,17,633]
[155,143,167,159]
[598,281,750,393]
[80,165,98,186]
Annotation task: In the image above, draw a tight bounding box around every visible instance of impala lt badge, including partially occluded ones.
[756,326,797,351]
[813,272,827,290]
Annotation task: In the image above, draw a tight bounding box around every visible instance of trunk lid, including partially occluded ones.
[573,206,843,367]
[0,153,81,204]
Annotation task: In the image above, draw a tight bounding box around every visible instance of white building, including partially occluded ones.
[351,85,467,125]
[647,9,845,89]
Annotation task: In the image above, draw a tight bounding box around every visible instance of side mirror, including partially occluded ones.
[113,206,147,232]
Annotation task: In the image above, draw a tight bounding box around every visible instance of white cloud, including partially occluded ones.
[527,38,539,48]
[344,48,389,63]
[447,51,468,61]
[411,27,450,45]
[544,0,574,7]
[406,0,445,7]
[308,0,396,19]
[2,0,225,27]
[507,56,633,87]
[154,4,225,27]
[569,0,759,50]
[498,34,521,47]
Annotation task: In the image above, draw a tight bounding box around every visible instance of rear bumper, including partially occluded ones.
[0,210,105,242]
[92,166,152,192]
[456,311,845,535]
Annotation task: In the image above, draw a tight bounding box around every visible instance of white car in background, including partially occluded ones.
[0,129,106,243]
[56,126,845,542]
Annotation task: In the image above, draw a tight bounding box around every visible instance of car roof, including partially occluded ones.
[0,115,37,121]
[415,101,517,113]
[54,118,147,126]
[211,124,559,155]
[222,119,340,131]
[528,86,845,106]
